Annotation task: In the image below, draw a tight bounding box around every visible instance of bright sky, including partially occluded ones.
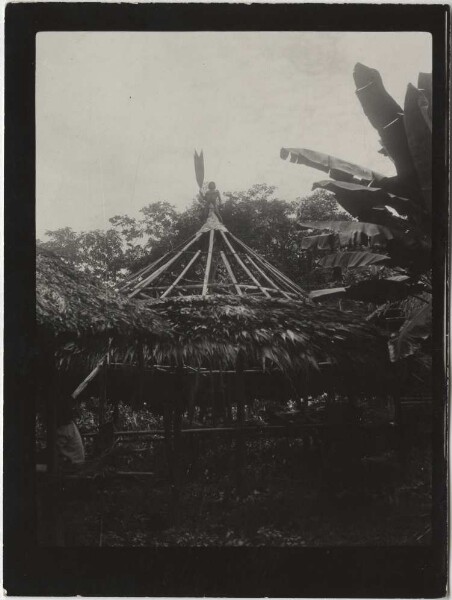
[36,31,431,238]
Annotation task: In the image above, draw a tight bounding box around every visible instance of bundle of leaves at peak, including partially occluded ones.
[143,294,391,392]
[36,247,170,363]
[281,63,433,361]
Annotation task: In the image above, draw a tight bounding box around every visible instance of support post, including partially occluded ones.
[99,359,107,427]
[171,367,185,524]
[235,352,246,498]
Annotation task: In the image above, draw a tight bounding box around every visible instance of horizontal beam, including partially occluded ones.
[75,422,395,439]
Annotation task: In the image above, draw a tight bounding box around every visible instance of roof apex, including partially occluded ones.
[198,208,228,233]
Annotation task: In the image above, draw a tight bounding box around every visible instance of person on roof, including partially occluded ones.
[199,181,223,222]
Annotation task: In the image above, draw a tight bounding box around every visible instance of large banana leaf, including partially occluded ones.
[386,235,431,274]
[353,62,403,130]
[345,277,416,303]
[280,147,385,185]
[388,300,432,361]
[318,251,390,268]
[310,276,417,303]
[313,179,417,219]
[417,73,432,121]
[353,63,418,183]
[404,83,432,215]
[298,220,394,246]
[300,233,335,250]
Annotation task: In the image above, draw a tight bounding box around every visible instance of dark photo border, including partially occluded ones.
[4,3,450,597]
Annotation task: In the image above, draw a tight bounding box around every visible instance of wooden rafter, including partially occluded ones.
[245,254,292,300]
[202,229,215,296]
[128,232,201,298]
[230,234,307,297]
[161,250,201,299]
[123,210,306,300]
[220,250,242,296]
[220,231,271,298]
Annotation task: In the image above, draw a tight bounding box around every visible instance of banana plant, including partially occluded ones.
[281,64,432,361]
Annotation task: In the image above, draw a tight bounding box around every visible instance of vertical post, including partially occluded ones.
[202,229,215,296]
[225,378,233,424]
[210,371,217,427]
[171,366,184,524]
[136,341,145,410]
[46,387,58,476]
[99,359,107,427]
[163,398,174,485]
[235,352,246,498]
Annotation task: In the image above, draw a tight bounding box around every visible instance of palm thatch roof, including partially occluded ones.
[120,208,307,301]
[36,247,169,353]
[37,247,391,392]
[132,295,391,392]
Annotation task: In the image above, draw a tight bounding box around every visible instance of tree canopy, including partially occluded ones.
[38,184,348,287]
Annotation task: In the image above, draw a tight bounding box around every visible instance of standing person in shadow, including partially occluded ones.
[56,396,85,469]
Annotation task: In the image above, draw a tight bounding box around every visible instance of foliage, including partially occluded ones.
[282,63,433,361]
[39,185,308,286]
[299,220,394,248]
[297,188,352,223]
[388,299,432,362]
[145,294,391,394]
[36,247,169,362]
[318,251,390,269]
[280,147,385,186]
[39,227,128,286]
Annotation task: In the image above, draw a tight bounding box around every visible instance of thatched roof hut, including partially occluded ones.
[103,294,390,396]
[36,248,169,362]
[150,295,383,367]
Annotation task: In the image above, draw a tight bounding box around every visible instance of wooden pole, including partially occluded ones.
[202,230,215,296]
[171,367,185,524]
[128,233,201,298]
[161,250,201,299]
[135,342,145,410]
[46,384,58,476]
[220,231,271,298]
[71,363,102,399]
[163,400,174,485]
[220,250,243,296]
[235,352,246,497]
[230,233,307,297]
[99,359,107,427]
[245,254,292,300]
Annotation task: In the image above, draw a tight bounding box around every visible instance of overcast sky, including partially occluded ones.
[36,31,431,238]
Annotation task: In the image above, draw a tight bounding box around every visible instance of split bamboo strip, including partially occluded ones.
[237,242,304,297]
[50,421,390,441]
[161,250,201,299]
[202,230,215,296]
[118,255,165,292]
[150,283,234,290]
[220,231,271,298]
[230,234,307,297]
[220,250,243,295]
[128,233,201,298]
[71,363,102,399]
[119,233,201,292]
[245,254,292,300]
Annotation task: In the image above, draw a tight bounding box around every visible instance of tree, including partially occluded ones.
[39,187,307,286]
[297,188,352,223]
[39,227,126,286]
